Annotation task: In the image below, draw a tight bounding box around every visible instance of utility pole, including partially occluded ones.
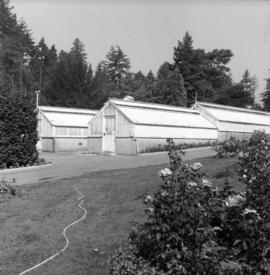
[39,63,42,92]
[195,91,198,103]
[35,90,40,108]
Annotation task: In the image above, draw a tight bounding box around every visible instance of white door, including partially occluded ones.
[102,115,116,152]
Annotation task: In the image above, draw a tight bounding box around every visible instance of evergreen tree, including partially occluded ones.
[92,45,132,101]
[214,70,257,108]
[0,0,35,97]
[239,69,257,106]
[153,62,187,106]
[132,70,156,102]
[103,45,131,85]
[173,32,233,106]
[123,71,145,99]
[146,70,155,84]
[141,70,156,101]
[29,38,58,104]
[214,83,253,108]
[262,77,270,111]
[90,62,112,109]
[48,38,93,108]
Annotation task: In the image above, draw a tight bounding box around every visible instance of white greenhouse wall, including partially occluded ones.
[55,126,88,137]
[88,137,102,153]
[218,121,270,134]
[54,137,87,151]
[89,103,117,136]
[89,113,103,136]
[116,110,133,136]
[133,125,218,140]
[217,132,252,142]
[40,138,54,152]
[41,137,88,152]
[195,106,218,127]
[115,138,137,155]
[104,103,116,115]
[40,113,53,137]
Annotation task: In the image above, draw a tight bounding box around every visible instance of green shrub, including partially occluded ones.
[213,137,248,158]
[0,96,39,168]
[239,131,270,220]
[140,141,215,154]
[109,243,155,275]
[109,136,270,274]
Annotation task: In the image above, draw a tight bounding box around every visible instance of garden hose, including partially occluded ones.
[18,185,87,275]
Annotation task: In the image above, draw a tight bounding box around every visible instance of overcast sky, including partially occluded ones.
[11,0,270,101]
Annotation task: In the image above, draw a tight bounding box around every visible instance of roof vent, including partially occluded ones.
[123,95,135,101]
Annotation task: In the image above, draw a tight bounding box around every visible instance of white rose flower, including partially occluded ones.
[146,207,154,214]
[190,162,202,171]
[202,178,212,187]
[187,181,197,187]
[158,168,172,177]
[243,208,257,215]
[238,151,244,158]
[226,194,245,207]
[161,191,169,197]
[144,195,153,203]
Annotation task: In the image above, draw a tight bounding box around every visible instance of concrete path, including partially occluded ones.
[0,147,215,185]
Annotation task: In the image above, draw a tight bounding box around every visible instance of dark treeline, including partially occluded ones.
[1,0,269,110]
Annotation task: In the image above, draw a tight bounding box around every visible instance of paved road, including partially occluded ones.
[0,147,215,185]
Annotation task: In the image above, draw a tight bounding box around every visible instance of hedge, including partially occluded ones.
[0,96,39,168]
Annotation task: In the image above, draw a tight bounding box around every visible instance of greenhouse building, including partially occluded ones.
[37,106,97,152]
[88,98,218,155]
[193,102,270,141]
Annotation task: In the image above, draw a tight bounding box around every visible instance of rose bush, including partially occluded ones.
[109,135,270,274]
[239,131,270,220]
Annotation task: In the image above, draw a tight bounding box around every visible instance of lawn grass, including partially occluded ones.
[0,156,242,275]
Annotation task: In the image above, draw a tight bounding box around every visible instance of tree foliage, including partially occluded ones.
[173,32,233,106]
[0,1,262,111]
[214,83,254,108]
[0,0,35,97]
[262,77,270,111]
[45,38,93,108]
[0,95,39,168]
[152,62,187,106]
[103,45,131,84]
[29,37,58,103]
[239,69,257,105]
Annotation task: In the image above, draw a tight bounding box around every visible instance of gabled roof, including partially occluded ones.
[39,106,97,115]
[194,102,270,126]
[110,99,216,129]
[39,106,98,127]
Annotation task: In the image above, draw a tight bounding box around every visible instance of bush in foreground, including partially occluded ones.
[109,135,270,274]
[0,96,39,169]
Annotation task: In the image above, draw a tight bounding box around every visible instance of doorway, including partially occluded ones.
[102,115,116,153]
